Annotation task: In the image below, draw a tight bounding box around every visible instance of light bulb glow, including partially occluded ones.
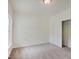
[43,0,51,4]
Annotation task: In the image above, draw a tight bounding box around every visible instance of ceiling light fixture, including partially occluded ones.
[43,0,52,4]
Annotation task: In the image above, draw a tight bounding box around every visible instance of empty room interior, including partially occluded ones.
[8,0,71,59]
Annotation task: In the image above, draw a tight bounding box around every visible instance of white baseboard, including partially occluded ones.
[8,45,13,57]
[13,42,49,48]
[49,41,62,48]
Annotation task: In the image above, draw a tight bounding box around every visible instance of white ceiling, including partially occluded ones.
[10,0,71,15]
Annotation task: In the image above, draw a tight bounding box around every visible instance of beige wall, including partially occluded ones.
[13,8,71,48]
[49,8,71,47]
[13,13,49,48]
[9,0,71,48]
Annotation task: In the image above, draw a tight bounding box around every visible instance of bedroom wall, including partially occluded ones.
[13,13,49,48]
[8,0,14,56]
[49,8,71,47]
[13,8,71,48]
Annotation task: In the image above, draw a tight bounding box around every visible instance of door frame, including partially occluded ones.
[61,19,71,48]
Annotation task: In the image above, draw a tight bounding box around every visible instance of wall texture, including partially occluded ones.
[49,8,71,47]
[13,13,49,48]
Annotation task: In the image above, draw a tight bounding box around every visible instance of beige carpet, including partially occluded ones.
[9,44,71,59]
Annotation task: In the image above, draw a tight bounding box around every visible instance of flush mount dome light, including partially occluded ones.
[43,0,52,4]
